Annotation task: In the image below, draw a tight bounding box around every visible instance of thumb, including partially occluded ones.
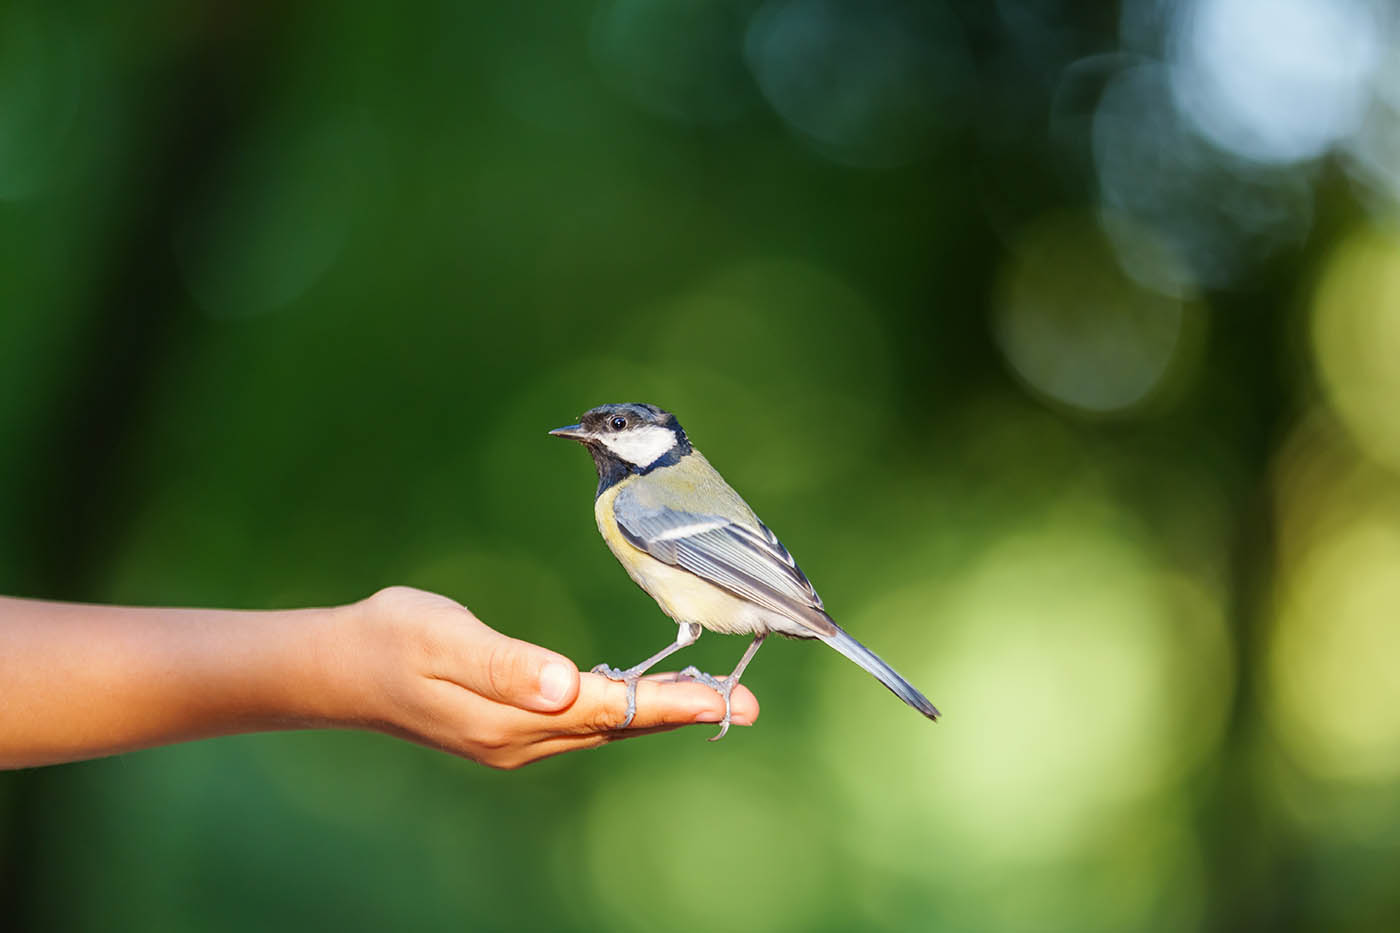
[457,629,581,712]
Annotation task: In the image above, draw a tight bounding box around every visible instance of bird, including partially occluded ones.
[550,402,940,740]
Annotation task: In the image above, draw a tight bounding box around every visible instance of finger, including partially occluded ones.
[548,672,760,736]
[426,608,580,712]
[506,723,697,767]
[418,678,703,761]
[636,672,761,725]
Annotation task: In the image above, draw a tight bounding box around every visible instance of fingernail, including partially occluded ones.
[539,662,572,705]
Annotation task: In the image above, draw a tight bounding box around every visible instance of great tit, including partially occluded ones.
[550,402,939,740]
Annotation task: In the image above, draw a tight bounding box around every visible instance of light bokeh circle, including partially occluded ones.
[993,212,1197,415]
[817,501,1233,861]
[1168,0,1384,164]
[1267,516,1400,783]
[1311,226,1400,472]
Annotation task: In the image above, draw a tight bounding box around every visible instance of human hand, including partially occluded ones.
[338,586,760,769]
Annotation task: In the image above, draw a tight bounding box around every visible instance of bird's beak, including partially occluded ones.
[548,423,590,441]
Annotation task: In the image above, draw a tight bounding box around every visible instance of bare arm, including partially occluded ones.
[0,586,757,770]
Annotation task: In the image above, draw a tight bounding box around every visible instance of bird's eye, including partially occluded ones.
[611,417,627,430]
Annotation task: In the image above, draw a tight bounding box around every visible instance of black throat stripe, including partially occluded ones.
[590,444,691,498]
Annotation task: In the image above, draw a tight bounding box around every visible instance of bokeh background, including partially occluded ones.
[3,0,1399,929]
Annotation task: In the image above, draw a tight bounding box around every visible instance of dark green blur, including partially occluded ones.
[4,1,1399,931]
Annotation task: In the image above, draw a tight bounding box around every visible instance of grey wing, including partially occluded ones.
[613,493,836,637]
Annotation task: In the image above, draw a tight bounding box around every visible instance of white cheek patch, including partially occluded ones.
[598,424,677,467]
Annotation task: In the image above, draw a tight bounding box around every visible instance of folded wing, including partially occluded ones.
[613,489,836,637]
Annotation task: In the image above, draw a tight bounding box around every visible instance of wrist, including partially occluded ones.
[300,589,439,736]
[288,599,383,731]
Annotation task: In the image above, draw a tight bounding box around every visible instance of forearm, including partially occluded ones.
[0,587,758,770]
[0,596,351,768]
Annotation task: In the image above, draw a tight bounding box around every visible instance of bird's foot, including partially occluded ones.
[674,665,724,690]
[676,665,736,742]
[590,663,639,729]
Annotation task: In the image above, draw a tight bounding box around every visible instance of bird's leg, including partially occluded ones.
[678,633,767,741]
[592,623,701,728]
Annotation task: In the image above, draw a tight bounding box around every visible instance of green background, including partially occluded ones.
[4,1,1400,930]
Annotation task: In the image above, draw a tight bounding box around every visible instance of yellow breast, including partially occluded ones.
[594,479,783,636]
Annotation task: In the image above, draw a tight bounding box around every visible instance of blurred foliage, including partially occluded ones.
[3,0,1400,930]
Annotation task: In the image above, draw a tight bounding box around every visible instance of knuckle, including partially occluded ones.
[368,584,414,606]
[588,689,629,733]
[485,640,525,700]
[368,585,459,620]
[477,741,533,770]
[473,725,512,752]
[365,586,428,638]
[580,733,613,751]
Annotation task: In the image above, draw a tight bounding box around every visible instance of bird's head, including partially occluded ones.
[549,402,691,473]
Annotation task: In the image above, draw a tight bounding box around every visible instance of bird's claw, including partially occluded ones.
[676,665,735,741]
[591,662,638,729]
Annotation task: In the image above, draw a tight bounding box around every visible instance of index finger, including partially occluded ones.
[552,671,760,736]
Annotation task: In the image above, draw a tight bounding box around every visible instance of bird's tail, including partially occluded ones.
[820,625,940,721]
